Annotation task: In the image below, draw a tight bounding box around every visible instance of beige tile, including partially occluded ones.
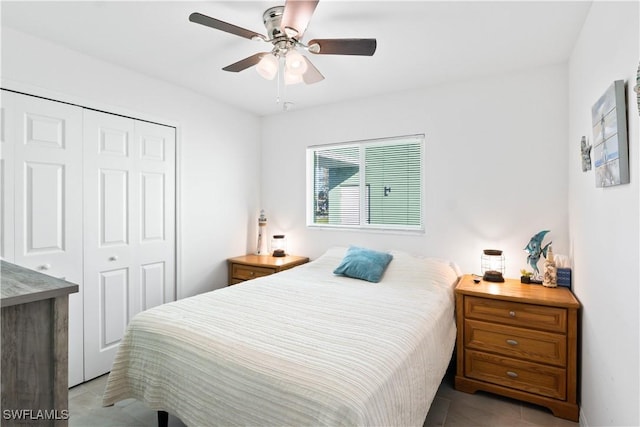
[69,390,104,412]
[521,402,579,427]
[114,398,138,408]
[445,398,523,426]
[69,406,147,427]
[448,389,523,420]
[424,396,451,427]
[120,400,161,425]
[85,374,110,395]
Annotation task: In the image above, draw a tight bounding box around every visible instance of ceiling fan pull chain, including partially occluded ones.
[276,55,286,105]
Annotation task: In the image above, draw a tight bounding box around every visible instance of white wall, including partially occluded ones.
[568,2,640,426]
[261,64,569,279]
[1,28,262,297]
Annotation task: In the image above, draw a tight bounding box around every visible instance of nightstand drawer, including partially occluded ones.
[232,264,276,281]
[227,255,309,285]
[465,350,566,400]
[464,296,567,333]
[465,319,567,366]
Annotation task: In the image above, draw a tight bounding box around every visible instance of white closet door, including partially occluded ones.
[83,110,175,380]
[2,91,85,386]
[135,120,176,308]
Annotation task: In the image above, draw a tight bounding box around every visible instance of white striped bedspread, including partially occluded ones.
[103,247,460,426]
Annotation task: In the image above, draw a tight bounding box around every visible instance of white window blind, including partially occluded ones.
[307,134,424,231]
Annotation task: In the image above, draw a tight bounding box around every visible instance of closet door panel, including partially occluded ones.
[11,94,82,281]
[135,121,175,308]
[100,267,130,346]
[83,111,137,381]
[101,168,129,245]
[2,91,84,387]
[141,261,165,310]
[83,112,175,380]
[24,161,65,252]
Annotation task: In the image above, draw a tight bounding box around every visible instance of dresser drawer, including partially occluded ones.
[465,319,566,366]
[465,350,566,400]
[231,264,276,281]
[464,296,567,333]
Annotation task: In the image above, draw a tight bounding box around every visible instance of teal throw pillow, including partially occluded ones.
[333,246,393,283]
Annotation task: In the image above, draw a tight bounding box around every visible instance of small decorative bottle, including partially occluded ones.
[543,246,557,288]
[256,210,268,255]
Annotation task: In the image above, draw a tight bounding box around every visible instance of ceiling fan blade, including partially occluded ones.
[189,12,265,41]
[302,57,324,84]
[307,38,377,56]
[281,0,319,39]
[222,53,268,72]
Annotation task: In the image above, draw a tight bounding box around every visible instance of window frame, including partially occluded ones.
[306,134,425,233]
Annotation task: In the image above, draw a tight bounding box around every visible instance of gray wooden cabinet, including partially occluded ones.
[1,261,78,426]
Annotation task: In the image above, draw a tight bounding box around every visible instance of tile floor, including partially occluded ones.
[69,370,579,427]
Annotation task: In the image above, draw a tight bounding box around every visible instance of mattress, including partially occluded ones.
[103,247,459,426]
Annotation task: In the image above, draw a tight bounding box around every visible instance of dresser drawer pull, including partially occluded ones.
[249,271,255,276]
[506,371,519,378]
[506,339,519,346]
[509,310,516,317]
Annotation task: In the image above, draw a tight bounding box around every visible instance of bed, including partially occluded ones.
[102,247,460,426]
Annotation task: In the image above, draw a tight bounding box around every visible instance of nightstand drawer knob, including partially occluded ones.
[506,339,519,346]
[506,371,519,378]
[509,310,516,317]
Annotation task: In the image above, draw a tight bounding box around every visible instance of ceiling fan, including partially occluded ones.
[189,0,377,85]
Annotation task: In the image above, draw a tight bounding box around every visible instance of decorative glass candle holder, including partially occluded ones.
[481,249,505,282]
[271,235,287,257]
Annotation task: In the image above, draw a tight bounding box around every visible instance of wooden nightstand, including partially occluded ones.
[454,274,580,421]
[227,254,309,285]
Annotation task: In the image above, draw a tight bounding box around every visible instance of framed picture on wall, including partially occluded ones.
[591,80,629,187]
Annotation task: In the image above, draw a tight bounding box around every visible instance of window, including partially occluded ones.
[307,134,424,232]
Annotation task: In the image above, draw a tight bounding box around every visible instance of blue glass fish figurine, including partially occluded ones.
[524,230,552,277]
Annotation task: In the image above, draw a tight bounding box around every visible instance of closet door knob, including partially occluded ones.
[109,256,118,261]
[39,263,51,271]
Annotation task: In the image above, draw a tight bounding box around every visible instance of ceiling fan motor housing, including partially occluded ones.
[263,6,285,39]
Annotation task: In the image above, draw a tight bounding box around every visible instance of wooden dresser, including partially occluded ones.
[455,274,580,421]
[227,254,309,285]
[1,261,79,426]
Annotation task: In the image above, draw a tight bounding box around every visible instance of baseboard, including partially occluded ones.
[579,407,589,426]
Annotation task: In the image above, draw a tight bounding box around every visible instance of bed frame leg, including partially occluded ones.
[158,410,168,427]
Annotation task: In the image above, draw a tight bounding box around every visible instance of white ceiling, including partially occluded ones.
[1,1,592,116]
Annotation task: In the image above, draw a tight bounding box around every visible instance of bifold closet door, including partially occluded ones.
[0,90,85,387]
[82,110,175,380]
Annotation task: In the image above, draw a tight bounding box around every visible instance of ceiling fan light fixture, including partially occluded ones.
[256,53,278,80]
[285,50,308,76]
[284,72,303,85]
